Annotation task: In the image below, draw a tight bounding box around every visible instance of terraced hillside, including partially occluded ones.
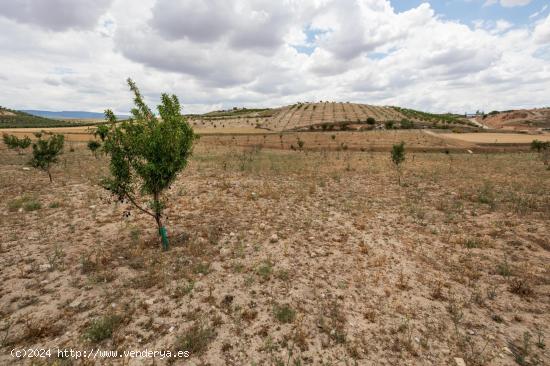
[188,102,473,132]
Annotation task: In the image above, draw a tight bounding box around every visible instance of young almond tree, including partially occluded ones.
[29,132,65,182]
[531,139,550,169]
[87,140,101,158]
[2,134,31,154]
[101,78,195,250]
[391,141,406,185]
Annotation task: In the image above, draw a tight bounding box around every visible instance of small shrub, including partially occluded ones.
[257,261,273,281]
[391,141,406,185]
[2,134,31,154]
[509,278,534,298]
[273,303,296,324]
[84,315,122,343]
[175,322,215,355]
[193,262,211,275]
[23,200,41,212]
[464,238,480,249]
[497,257,512,277]
[87,140,101,157]
[8,196,40,212]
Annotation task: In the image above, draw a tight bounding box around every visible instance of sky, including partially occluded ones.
[0,0,549,115]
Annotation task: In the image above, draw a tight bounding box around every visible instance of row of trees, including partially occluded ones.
[3,79,547,251]
[3,132,64,182]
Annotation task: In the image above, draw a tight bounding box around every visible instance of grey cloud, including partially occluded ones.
[150,0,233,42]
[115,29,258,88]
[0,0,112,31]
[150,0,297,52]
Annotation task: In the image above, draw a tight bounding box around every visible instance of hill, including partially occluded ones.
[188,102,475,132]
[22,110,129,120]
[478,108,550,131]
[0,107,73,128]
[0,107,110,128]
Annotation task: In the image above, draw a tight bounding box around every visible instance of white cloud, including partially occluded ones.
[533,13,550,44]
[500,0,532,7]
[0,0,549,114]
[484,0,532,7]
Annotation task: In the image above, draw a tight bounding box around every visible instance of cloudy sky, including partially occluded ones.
[0,0,549,115]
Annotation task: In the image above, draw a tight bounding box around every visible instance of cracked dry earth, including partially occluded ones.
[0,142,549,365]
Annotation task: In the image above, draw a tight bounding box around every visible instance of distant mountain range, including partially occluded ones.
[21,110,129,120]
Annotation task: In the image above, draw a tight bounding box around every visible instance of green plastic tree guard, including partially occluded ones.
[159,226,169,251]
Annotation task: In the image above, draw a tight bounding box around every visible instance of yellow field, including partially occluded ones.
[439,132,550,144]
[0,126,266,141]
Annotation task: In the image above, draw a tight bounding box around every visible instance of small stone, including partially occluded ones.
[145,299,154,305]
[220,247,231,258]
[39,264,49,272]
[168,326,174,333]
[454,358,466,366]
[502,346,512,354]
[69,299,81,308]
[22,167,31,171]
[229,232,236,237]
[270,234,278,243]
[467,329,475,335]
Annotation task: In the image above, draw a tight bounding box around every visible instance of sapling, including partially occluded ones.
[100,78,195,250]
[29,132,64,182]
[2,134,31,154]
[87,140,101,157]
[391,141,406,185]
[531,139,550,169]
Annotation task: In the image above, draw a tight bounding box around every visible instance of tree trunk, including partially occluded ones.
[153,192,162,230]
[153,192,169,250]
[47,170,52,183]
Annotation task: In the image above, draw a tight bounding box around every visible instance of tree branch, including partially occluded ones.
[125,193,155,218]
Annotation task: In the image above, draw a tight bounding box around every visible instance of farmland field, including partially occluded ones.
[439,133,550,144]
[1,141,549,365]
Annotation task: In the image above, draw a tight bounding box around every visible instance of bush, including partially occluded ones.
[2,134,31,153]
[87,140,101,157]
[29,132,64,182]
[366,117,376,125]
[100,78,195,250]
[84,315,122,343]
[391,142,406,185]
[273,304,296,323]
[175,322,215,355]
[531,140,550,169]
[530,140,549,153]
[400,119,414,129]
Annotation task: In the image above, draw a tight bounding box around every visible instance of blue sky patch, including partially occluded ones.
[292,26,329,55]
[391,0,549,28]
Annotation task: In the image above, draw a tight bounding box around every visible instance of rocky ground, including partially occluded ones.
[0,141,549,365]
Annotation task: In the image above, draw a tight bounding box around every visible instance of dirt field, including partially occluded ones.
[439,133,550,144]
[0,141,549,365]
